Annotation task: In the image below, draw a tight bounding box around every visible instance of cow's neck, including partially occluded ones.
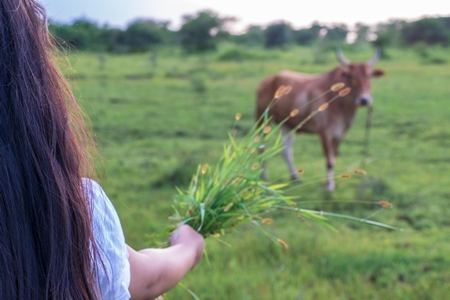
[335,96,359,129]
[325,67,361,123]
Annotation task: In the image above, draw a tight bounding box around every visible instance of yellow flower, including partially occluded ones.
[339,173,351,179]
[354,169,367,175]
[330,82,345,92]
[318,103,329,112]
[261,218,273,225]
[283,85,292,95]
[338,87,351,97]
[290,109,299,117]
[235,112,242,121]
[274,85,292,99]
[274,85,286,99]
[201,164,208,174]
[223,202,234,212]
[252,163,259,170]
[277,238,289,249]
[378,200,393,209]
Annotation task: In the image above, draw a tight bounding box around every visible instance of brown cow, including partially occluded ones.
[256,49,385,191]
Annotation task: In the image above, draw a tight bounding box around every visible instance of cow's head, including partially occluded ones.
[336,48,385,107]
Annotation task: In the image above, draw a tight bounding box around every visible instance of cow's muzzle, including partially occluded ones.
[359,97,371,106]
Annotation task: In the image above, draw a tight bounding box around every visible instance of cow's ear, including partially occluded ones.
[372,69,385,78]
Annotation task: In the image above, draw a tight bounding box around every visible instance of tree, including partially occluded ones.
[97,27,127,53]
[374,19,404,45]
[49,18,101,50]
[370,19,405,58]
[264,22,292,48]
[401,18,448,46]
[323,23,348,42]
[293,22,323,45]
[179,10,225,52]
[355,23,371,43]
[234,25,264,46]
[124,19,167,52]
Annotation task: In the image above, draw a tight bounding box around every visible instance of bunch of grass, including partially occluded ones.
[149,104,299,247]
[149,82,397,247]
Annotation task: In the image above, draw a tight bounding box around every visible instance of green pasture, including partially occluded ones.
[62,45,450,299]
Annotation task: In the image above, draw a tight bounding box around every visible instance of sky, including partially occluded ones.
[43,0,449,32]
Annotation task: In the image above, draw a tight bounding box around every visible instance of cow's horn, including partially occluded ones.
[336,48,351,66]
[367,47,381,66]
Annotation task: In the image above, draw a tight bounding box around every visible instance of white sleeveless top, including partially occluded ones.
[84,179,131,300]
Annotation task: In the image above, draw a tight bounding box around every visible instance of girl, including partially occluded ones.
[0,1,204,299]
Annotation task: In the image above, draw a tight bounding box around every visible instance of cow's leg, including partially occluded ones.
[281,126,299,181]
[332,137,342,158]
[319,131,336,191]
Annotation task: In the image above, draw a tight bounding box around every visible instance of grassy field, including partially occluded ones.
[62,44,450,299]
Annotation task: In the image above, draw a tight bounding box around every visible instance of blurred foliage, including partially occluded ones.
[233,25,265,46]
[49,13,450,54]
[401,17,449,46]
[124,19,173,52]
[179,10,224,52]
[323,23,349,43]
[293,22,323,45]
[264,21,293,48]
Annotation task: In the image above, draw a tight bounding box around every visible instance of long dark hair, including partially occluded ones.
[0,0,100,299]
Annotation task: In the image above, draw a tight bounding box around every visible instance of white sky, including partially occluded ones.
[43,0,449,32]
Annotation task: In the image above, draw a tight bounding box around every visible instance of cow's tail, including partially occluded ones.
[255,75,277,128]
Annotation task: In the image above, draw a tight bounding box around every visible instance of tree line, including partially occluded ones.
[49,10,450,53]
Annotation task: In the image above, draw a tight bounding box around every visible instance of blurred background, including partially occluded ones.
[43,1,450,299]
[44,0,450,56]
